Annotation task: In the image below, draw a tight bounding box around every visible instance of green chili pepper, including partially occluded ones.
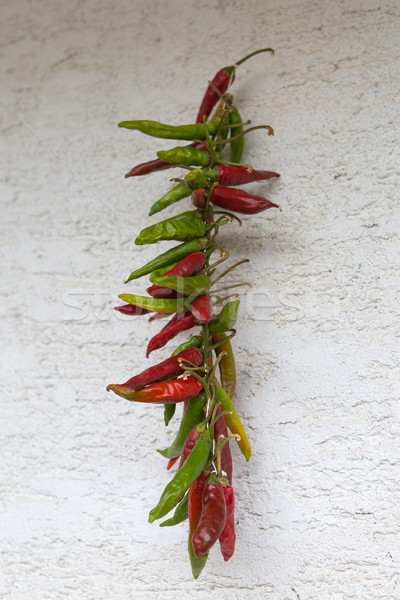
[125,238,208,283]
[164,403,176,426]
[214,380,251,461]
[184,169,210,192]
[157,147,210,167]
[171,335,203,357]
[135,211,206,246]
[208,299,240,333]
[149,273,211,297]
[159,492,189,527]
[148,428,212,522]
[149,183,191,217]
[118,294,186,314]
[118,120,216,141]
[229,108,244,163]
[158,393,206,459]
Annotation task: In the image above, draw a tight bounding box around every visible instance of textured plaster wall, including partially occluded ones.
[1,1,399,598]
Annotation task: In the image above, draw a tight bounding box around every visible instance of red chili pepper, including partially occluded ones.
[208,185,279,214]
[146,286,180,299]
[219,485,235,561]
[125,143,206,178]
[179,426,200,468]
[167,456,179,470]
[188,470,210,578]
[191,296,213,324]
[146,312,197,357]
[213,165,280,186]
[125,157,172,178]
[191,188,206,209]
[195,49,274,124]
[192,473,227,557]
[107,375,202,403]
[196,67,235,124]
[213,408,233,484]
[148,311,170,321]
[147,252,206,299]
[115,348,203,391]
[114,304,152,316]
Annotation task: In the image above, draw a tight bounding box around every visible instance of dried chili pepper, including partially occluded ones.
[147,251,205,298]
[191,188,207,209]
[151,251,206,280]
[135,211,206,245]
[208,165,280,186]
[114,348,202,392]
[118,294,186,314]
[148,182,191,216]
[150,273,210,298]
[188,470,210,578]
[159,492,189,527]
[125,156,172,178]
[125,238,208,282]
[157,146,210,167]
[207,186,279,215]
[148,311,170,321]
[158,393,206,459]
[219,485,236,561]
[125,143,204,178]
[107,375,202,404]
[191,295,213,324]
[146,285,179,300]
[178,425,201,469]
[208,299,240,334]
[171,335,203,357]
[195,48,274,124]
[192,473,227,556]
[228,107,244,163]
[166,456,179,469]
[113,304,152,316]
[146,312,197,357]
[213,408,233,484]
[164,404,176,427]
[118,120,217,140]
[214,380,251,461]
[148,428,212,522]
[213,334,236,399]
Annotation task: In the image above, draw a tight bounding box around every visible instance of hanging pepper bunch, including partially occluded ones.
[107,48,280,578]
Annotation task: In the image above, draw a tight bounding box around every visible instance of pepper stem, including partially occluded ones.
[216,433,241,479]
[206,351,227,384]
[214,125,274,146]
[211,259,250,286]
[210,282,253,295]
[209,329,236,350]
[213,211,243,226]
[234,47,274,67]
[213,293,240,304]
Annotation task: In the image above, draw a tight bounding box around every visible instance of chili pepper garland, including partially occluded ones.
[107,48,280,578]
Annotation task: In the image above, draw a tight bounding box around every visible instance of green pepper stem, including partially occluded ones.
[220,120,251,129]
[214,125,274,147]
[203,250,229,273]
[210,282,253,295]
[211,259,250,286]
[213,211,243,226]
[234,47,274,67]
[209,329,236,350]
[206,351,227,385]
[213,293,239,304]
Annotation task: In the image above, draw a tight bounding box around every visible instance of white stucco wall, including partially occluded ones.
[1,1,399,598]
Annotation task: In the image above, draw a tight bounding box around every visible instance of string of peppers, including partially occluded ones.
[107,48,280,578]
